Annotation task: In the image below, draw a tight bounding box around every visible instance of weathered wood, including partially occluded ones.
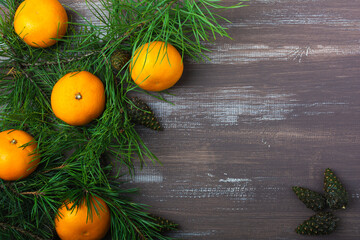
[117,0,360,238]
[36,0,360,239]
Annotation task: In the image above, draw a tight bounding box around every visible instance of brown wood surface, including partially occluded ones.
[65,0,360,239]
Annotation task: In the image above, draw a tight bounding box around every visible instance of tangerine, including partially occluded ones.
[51,71,106,126]
[55,196,111,240]
[14,0,68,48]
[0,129,40,181]
[130,41,183,91]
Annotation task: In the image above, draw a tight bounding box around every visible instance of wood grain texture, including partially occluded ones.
[62,0,360,239]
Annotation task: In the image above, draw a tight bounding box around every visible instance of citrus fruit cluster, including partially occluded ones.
[14,0,183,92]
[2,0,185,239]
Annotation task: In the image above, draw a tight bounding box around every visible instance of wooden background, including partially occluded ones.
[64,0,360,239]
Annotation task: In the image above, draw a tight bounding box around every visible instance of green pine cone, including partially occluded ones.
[292,186,326,212]
[295,212,338,235]
[110,49,130,71]
[126,97,163,131]
[324,168,348,210]
[150,215,178,233]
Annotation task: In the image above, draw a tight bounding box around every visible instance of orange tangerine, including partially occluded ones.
[55,196,111,240]
[14,0,68,48]
[51,71,106,126]
[0,129,40,181]
[130,41,183,91]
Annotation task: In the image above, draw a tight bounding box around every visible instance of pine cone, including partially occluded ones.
[126,97,163,131]
[324,168,348,210]
[295,212,338,235]
[110,49,130,71]
[150,215,177,233]
[292,186,326,211]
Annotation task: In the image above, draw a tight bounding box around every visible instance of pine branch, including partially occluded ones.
[0,222,46,240]
[1,182,20,196]
[117,207,147,240]
[0,34,50,102]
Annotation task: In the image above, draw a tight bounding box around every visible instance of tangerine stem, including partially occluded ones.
[10,139,17,144]
[75,93,82,100]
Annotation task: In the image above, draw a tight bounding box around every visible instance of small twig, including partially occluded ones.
[2,183,45,197]
[0,222,47,240]
[6,67,18,76]
[20,191,45,196]
[41,164,67,174]
[22,51,100,67]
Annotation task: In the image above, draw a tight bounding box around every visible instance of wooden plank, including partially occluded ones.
[130,58,360,239]
[27,0,360,239]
